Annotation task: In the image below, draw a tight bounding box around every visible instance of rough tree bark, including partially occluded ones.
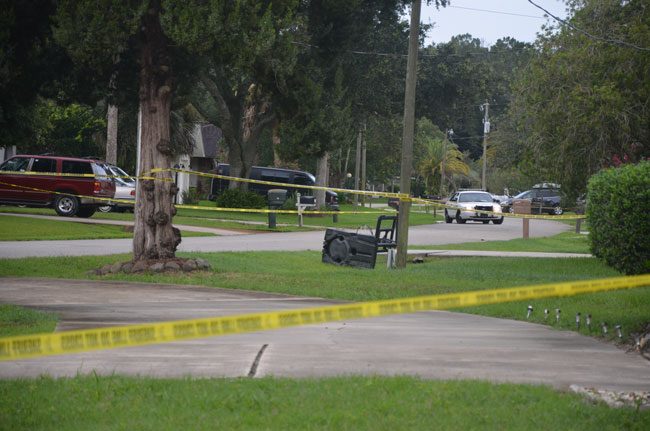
[315,151,329,209]
[105,104,118,164]
[132,1,181,261]
[272,118,282,167]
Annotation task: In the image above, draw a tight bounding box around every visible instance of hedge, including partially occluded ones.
[587,161,650,275]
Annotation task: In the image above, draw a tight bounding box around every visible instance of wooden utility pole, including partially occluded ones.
[354,126,362,206]
[361,122,367,206]
[396,0,421,269]
[481,99,490,190]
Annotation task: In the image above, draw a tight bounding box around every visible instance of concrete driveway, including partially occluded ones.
[0,278,648,392]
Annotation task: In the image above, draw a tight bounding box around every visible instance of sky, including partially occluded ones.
[420,0,569,46]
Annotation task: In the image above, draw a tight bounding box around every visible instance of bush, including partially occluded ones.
[181,187,201,205]
[214,189,266,209]
[587,161,650,275]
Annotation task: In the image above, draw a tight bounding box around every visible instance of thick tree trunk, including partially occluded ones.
[315,151,329,209]
[132,1,180,261]
[105,104,118,164]
[272,119,282,167]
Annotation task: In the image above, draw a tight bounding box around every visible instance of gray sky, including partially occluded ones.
[421,0,569,46]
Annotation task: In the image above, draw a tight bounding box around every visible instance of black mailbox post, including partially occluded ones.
[267,189,287,228]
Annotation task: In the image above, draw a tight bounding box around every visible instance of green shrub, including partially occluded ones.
[587,161,650,275]
[181,187,201,205]
[214,189,266,209]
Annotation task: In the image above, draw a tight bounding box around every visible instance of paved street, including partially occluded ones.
[1,278,648,391]
[0,213,570,258]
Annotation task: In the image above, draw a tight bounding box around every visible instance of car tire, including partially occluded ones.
[508,207,514,214]
[492,217,504,225]
[482,220,490,224]
[76,206,96,218]
[455,211,466,224]
[444,210,453,223]
[54,194,79,217]
[98,205,113,213]
[552,205,563,215]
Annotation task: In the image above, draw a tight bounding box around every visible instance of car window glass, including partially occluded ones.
[30,158,57,173]
[261,169,290,183]
[0,157,30,172]
[459,192,492,203]
[293,174,313,186]
[62,161,93,175]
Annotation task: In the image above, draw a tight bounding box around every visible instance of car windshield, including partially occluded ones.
[514,191,531,199]
[458,192,493,203]
[107,165,135,186]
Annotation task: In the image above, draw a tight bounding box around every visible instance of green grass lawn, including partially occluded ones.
[1,375,646,430]
[418,231,591,254]
[0,304,58,337]
[1,232,648,429]
[0,215,213,240]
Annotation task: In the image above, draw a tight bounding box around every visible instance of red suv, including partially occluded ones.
[0,155,116,218]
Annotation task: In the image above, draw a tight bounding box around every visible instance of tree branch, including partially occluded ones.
[198,70,237,145]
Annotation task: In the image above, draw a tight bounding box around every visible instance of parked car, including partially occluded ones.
[444,190,504,224]
[97,164,136,213]
[209,163,339,209]
[0,154,115,217]
[501,186,563,215]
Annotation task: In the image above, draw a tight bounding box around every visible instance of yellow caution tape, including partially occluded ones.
[1,274,647,361]
[0,169,157,181]
[151,167,412,200]
[176,203,395,216]
[411,197,585,220]
[0,180,134,206]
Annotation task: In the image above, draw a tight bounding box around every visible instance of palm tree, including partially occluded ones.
[418,136,470,196]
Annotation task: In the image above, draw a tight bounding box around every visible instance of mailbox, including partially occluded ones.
[268,189,288,209]
[267,189,287,229]
[299,195,316,206]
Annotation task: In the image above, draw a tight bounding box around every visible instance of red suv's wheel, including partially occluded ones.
[54,194,79,217]
[76,206,97,218]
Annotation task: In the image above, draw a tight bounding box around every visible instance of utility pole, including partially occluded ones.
[353,126,362,206]
[361,122,367,206]
[396,0,421,269]
[481,100,490,191]
[440,128,452,197]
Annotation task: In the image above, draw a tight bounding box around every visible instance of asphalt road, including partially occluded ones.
[1,278,648,392]
[0,215,570,258]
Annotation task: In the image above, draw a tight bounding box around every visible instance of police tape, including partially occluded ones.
[0,169,159,181]
[0,180,135,206]
[410,197,585,220]
[175,203,392,216]
[1,274,648,361]
[0,179,394,216]
[149,167,412,200]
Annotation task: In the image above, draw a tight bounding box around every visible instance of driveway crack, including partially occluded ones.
[247,344,269,378]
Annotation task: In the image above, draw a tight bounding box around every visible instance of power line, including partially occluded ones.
[448,5,543,19]
[527,0,650,52]
[293,41,534,60]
